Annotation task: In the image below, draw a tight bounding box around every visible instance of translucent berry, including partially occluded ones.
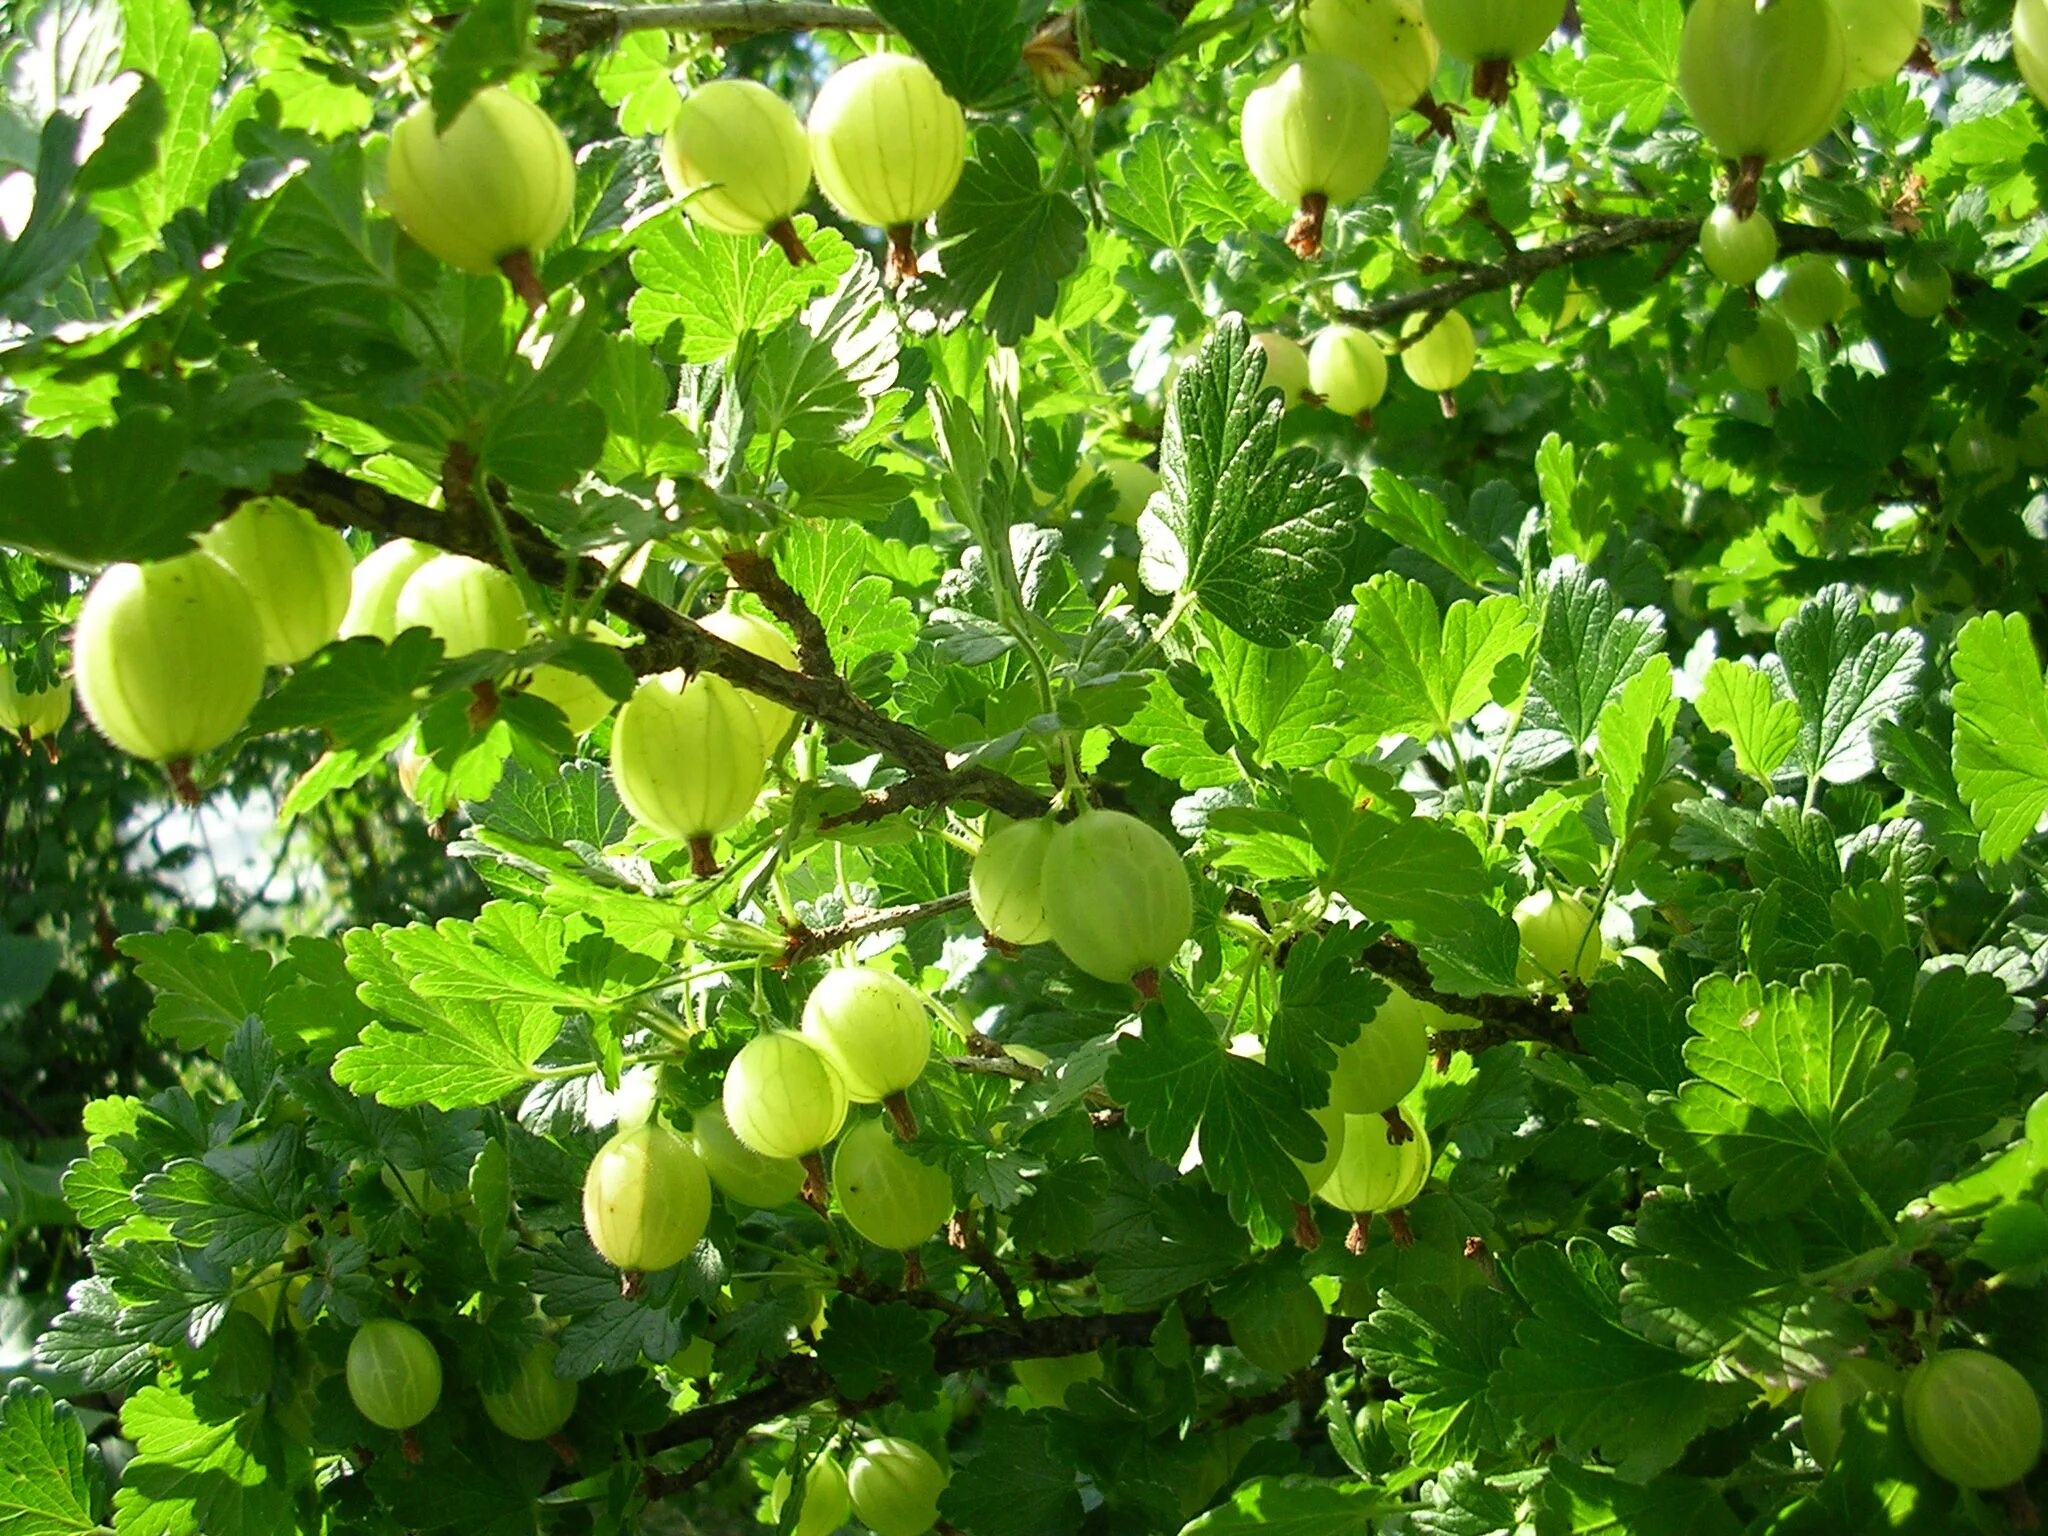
[1773,256,1850,330]
[1401,309,1476,404]
[1308,325,1388,422]
[1513,889,1607,986]
[832,1117,955,1251]
[771,1456,852,1536]
[340,539,439,642]
[1834,0,1923,90]
[1239,54,1390,258]
[394,553,528,658]
[1229,1275,1327,1376]
[1678,0,1847,167]
[2021,0,2048,109]
[1251,331,1313,406]
[73,552,267,771]
[1303,0,1441,112]
[610,670,768,875]
[1422,0,1567,102]
[1726,313,1801,394]
[692,1103,807,1209]
[1012,1351,1104,1409]
[1904,1350,2043,1490]
[1040,809,1194,989]
[581,1119,713,1274]
[971,817,1057,946]
[697,605,801,747]
[346,1318,442,1431]
[723,1032,849,1161]
[1326,983,1436,1115]
[1699,206,1778,288]
[800,966,932,1105]
[482,1339,579,1441]
[0,655,70,743]
[847,1437,948,1536]
[661,79,815,265]
[198,498,353,665]
[1318,1108,1432,1216]
[1891,258,1952,320]
[807,53,966,284]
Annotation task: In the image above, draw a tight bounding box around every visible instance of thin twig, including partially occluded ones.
[780,892,974,967]
[536,0,887,62]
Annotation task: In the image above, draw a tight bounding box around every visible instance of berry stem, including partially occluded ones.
[1727,155,1764,221]
[1345,1214,1371,1256]
[621,1269,646,1301]
[468,678,500,730]
[1473,58,1513,106]
[883,1090,920,1141]
[498,249,547,313]
[1352,410,1375,433]
[688,835,720,879]
[1284,191,1329,260]
[1132,966,1161,1002]
[884,224,921,285]
[1291,1202,1322,1252]
[1387,1208,1416,1248]
[766,218,815,267]
[1379,1107,1413,1146]
[903,1247,925,1287]
[549,1432,580,1466]
[1438,391,1458,419]
[166,758,202,806]
[799,1151,831,1216]
[1414,91,1461,142]
[401,1427,424,1465]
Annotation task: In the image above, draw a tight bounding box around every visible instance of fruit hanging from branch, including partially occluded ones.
[72,552,268,800]
[394,553,529,659]
[1422,0,1567,105]
[1239,54,1390,258]
[831,1116,956,1262]
[481,1340,579,1442]
[198,498,353,666]
[971,816,1057,946]
[771,1456,853,1536]
[1326,983,1434,1116]
[697,605,801,747]
[807,53,966,285]
[581,1119,713,1284]
[1831,0,1924,89]
[722,1031,850,1210]
[340,538,439,642]
[847,1436,950,1536]
[1773,255,1851,330]
[0,654,70,748]
[1303,0,1442,118]
[346,1318,443,1432]
[661,79,816,265]
[1699,205,1779,288]
[800,966,933,1137]
[1903,1349,2043,1490]
[1801,1356,1899,1468]
[2020,0,2048,107]
[1513,888,1608,987]
[1726,311,1802,398]
[385,87,575,309]
[1891,256,1952,319]
[1318,1107,1432,1253]
[1307,324,1388,427]
[1227,1274,1328,1376]
[610,670,768,877]
[1678,0,1848,216]
[1039,809,1194,995]
[1400,309,1476,416]
[692,1103,807,1209]
[1251,331,1313,406]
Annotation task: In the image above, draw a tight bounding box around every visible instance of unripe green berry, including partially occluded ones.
[581,1119,712,1274]
[800,966,932,1104]
[972,817,1057,946]
[1326,983,1435,1115]
[1892,258,1952,319]
[1802,1356,1898,1469]
[387,88,574,277]
[1727,312,1801,393]
[2021,0,2048,110]
[346,1318,442,1431]
[481,1340,579,1441]
[1904,1350,2043,1490]
[807,53,965,282]
[832,1116,955,1251]
[1423,0,1566,100]
[847,1437,948,1536]
[0,656,70,741]
[1773,256,1850,330]
[1303,0,1441,112]
[340,538,439,642]
[1401,309,1476,395]
[198,498,353,666]
[1835,0,1923,90]
[1040,810,1194,987]
[1699,206,1778,288]
[771,1456,852,1536]
[723,1032,849,1160]
[1678,0,1847,164]
[394,553,528,657]
[1251,331,1313,406]
[1513,888,1607,986]
[1228,1275,1327,1376]
[610,670,768,872]
[73,552,267,766]
[692,1103,807,1209]
[1240,55,1390,259]
[697,606,800,747]
[1318,1108,1431,1214]
[1308,325,1388,419]
[661,79,814,264]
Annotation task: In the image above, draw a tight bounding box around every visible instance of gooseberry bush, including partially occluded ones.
[6,0,2048,1533]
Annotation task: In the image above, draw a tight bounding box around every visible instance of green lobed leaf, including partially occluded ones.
[1768,584,1924,790]
[923,125,1087,346]
[0,1379,107,1535]
[1950,610,2048,865]
[1696,658,1801,788]
[1345,575,1536,743]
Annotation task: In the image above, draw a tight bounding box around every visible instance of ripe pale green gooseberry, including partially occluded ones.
[2020,0,2048,109]
[692,1103,807,1208]
[1095,459,1164,525]
[1302,0,1441,112]
[807,53,966,283]
[1401,309,1476,408]
[1727,312,1802,394]
[661,79,815,265]
[1801,1355,1899,1468]
[611,669,768,875]
[1292,1102,1349,1193]
[394,553,528,658]
[698,605,801,748]
[1699,206,1778,288]
[1039,809,1194,990]
[1326,982,1436,1114]
[723,1032,849,1162]
[1903,1350,2044,1490]
[1240,54,1389,259]
[198,498,353,666]
[1308,325,1388,423]
[340,538,440,642]
[1892,258,1952,320]
[800,966,932,1106]
[1318,1108,1432,1251]
[1948,418,2018,484]
[847,1437,949,1536]
[482,1339,579,1441]
[971,816,1058,946]
[1012,1350,1104,1409]
[1773,255,1851,330]
[0,655,70,742]
[1833,0,1923,89]
[1251,331,1313,406]
[771,1456,852,1536]
[346,1318,443,1431]
[1513,888,1607,986]
[832,1117,955,1251]
[73,552,267,773]
[581,1119,712,1274]
[1421,0,1567,102]
[523,664,618,738]
[1228,1275,1328,1376]
[1678,0,1847,166]
[386,88,574,294]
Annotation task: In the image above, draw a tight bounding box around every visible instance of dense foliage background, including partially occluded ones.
[5,0,2048,1531]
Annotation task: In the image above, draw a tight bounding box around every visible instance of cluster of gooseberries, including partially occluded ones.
[1237,317,1480,429]
[389,51,969,297]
